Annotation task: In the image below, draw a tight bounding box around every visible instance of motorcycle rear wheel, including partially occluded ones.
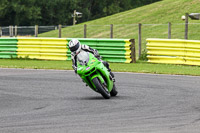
[92,77,110,99]
[110,84,118,96]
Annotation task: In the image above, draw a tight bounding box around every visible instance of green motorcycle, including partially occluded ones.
[77,51,118,99]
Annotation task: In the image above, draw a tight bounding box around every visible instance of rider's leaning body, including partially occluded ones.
[68,39,114,79]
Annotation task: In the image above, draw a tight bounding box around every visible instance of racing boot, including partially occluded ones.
[82,79,88,87]
[108,69,115,82]
[102,61,115,82]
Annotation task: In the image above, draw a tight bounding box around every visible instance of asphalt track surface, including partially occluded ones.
[0,68,200,133]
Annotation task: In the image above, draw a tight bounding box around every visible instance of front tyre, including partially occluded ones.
[92,77,110,99]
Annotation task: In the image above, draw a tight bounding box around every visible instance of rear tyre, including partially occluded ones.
[110,84,118,96]
[92,77,110,99]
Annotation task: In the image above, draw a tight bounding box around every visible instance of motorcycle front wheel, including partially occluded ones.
[92,77,110,99]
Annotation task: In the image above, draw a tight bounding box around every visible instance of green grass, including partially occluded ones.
[1,59,200,76]
[0,59,72,70]
[38,0,200,55]
[111,61,200,76]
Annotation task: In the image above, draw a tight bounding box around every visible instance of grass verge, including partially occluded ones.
[0,59,200,76]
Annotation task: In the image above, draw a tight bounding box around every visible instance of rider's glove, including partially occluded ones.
[94,50,100,57]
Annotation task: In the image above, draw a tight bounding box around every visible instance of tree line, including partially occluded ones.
[0,0,161,26]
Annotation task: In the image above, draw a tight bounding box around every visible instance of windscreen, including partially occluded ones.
[77,51,89,65]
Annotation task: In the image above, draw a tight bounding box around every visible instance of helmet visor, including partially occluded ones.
[69,42,80,52]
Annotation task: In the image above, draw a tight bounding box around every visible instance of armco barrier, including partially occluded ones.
[17,38,68,60]
[146,38,200,66]
[0,38,18,58]
[0,38,135,63]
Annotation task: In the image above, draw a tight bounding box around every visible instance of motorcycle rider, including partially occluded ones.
[68,39,115,80]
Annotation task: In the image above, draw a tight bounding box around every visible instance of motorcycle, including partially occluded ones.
[76,50,118,99]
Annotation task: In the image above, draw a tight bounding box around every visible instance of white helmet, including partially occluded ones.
[68,39,81,54]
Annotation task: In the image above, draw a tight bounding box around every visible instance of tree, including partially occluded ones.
[0,0,41,26]
[0,0,161,26]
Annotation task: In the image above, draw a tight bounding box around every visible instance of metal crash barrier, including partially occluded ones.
[147,38,200,66]
[0,38,135,63]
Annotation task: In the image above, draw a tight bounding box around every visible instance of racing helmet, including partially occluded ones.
[68,39,81,54]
